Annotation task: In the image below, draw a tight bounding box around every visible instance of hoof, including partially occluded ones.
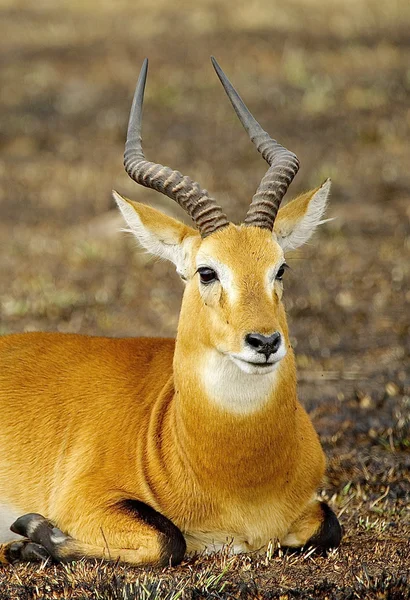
[6,540,50,564]
[11,513,49,538]
[10,512,69,562]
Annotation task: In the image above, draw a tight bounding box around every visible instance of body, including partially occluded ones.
[0,327,325,557]
[0,58,341,566]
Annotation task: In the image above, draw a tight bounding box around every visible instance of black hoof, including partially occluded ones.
[306,502,342,551]
[10,513,69,561]
[10,513,48,538]
[7,540,50,564]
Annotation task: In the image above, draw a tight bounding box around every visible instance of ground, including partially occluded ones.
[0,0,409,597]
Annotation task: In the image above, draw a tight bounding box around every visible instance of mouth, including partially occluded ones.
[239,359,274,368]
[226,343,288,374]
[229,355,281,374]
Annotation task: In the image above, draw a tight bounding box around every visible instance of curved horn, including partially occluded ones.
[124,59,229,238]
[211,57,300,230]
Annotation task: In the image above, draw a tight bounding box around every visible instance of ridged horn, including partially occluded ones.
[211,56,300,230]
[124,59,229,238]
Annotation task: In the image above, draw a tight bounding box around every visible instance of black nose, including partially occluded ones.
[245,332,282,358]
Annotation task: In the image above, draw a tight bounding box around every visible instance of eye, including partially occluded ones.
[197,267,218,285]
[276,263,288,281]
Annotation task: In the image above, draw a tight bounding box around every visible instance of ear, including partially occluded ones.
[113,191,199,278]
[274,179,331,252]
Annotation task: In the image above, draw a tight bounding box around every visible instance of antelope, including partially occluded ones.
[0,58,341,567]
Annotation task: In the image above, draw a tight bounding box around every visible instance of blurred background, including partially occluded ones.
[0,0,409,446]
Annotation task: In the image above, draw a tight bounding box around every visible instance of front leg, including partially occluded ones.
[0,500,186,567]
[281,500,342,551]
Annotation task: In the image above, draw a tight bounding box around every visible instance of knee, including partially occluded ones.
[306,502,342,551]
[119,499,187,567]
[159,528,186,566]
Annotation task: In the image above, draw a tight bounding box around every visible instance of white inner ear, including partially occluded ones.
[113,191,191,276]
[277,179,332,252]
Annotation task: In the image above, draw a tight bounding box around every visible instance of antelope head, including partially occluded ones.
[114,58,330,392]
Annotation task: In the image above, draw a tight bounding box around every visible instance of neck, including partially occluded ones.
[172,336,298,488]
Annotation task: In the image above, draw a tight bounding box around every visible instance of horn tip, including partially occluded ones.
[210,56,222,75]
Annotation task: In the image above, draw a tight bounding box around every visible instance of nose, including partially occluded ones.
[245,332,282,359]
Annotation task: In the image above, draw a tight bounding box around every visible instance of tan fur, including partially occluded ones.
[0,186,332,565]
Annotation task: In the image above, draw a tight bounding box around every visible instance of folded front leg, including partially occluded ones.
[1,499,186,567]
[281,500,342,552]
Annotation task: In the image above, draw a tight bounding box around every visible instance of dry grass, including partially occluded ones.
[0,0,409,597]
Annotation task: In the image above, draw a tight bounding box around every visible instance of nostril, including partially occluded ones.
[269,332,281,352]
[245,333,266,349]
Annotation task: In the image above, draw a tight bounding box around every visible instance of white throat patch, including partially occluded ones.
[201,350,280,414]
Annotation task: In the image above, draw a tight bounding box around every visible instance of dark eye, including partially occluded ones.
[197,267,218,285]
[276,263,288,281]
